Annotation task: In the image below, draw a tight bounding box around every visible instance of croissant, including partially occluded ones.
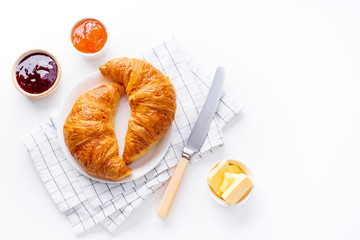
[99,58,177,164]
[63,82,132,181]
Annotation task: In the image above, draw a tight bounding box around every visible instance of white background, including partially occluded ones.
[0,0,359,239]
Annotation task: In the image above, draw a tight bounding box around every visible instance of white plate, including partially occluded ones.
[57,71,173,183]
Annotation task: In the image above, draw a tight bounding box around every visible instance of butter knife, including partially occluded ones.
[157,67,225,218]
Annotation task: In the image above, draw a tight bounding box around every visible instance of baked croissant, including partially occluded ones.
[99,58,177,164]
[63,82,132,181]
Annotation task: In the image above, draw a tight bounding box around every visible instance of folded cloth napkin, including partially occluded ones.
[23,39,242,234]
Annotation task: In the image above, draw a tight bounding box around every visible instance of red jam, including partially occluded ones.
[16,52,58,94]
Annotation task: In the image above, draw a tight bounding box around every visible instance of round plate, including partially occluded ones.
[57,71,173,183]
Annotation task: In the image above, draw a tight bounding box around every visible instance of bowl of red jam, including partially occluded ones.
[12,49,61,97]
[70,18,108,58]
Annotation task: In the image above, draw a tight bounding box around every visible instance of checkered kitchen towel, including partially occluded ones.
[23,39,242,234]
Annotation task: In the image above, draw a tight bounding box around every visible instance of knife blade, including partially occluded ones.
[157,67,225,218]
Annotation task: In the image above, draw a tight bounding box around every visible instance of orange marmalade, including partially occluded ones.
[71,19,107,54]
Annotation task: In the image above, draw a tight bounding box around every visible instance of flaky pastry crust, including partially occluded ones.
[63,83,132,181]
[99,58,177,164]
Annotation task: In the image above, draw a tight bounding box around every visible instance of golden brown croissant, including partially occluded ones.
[99,58,177,164]
[63,82,132,181]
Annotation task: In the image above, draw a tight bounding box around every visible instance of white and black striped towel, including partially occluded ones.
[23,39,242,234]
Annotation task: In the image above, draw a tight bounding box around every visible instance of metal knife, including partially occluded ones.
[157,67,225,218]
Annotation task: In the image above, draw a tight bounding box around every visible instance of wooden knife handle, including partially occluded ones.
[157,157,190,218]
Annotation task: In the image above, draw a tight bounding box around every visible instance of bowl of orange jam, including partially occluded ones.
[71,18,108,57]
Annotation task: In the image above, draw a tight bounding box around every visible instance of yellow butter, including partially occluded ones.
[221,173,253,206]
[207,160,232,195]
[229,164,242,174]
[219,172,239,193]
